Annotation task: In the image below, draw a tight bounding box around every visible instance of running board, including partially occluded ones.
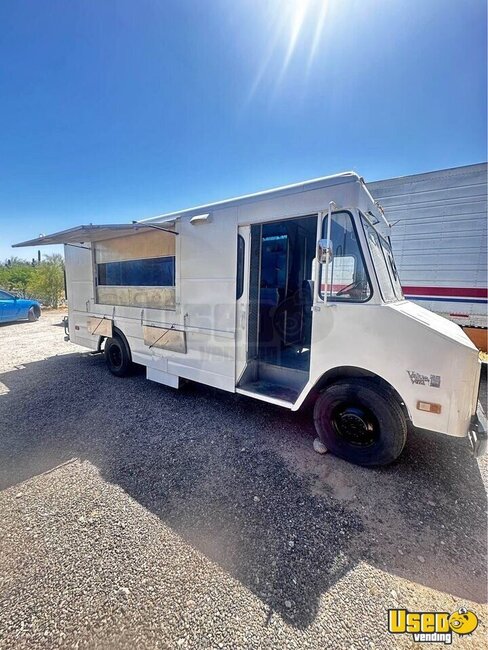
[235,387,295,409]
[236,359,308,409]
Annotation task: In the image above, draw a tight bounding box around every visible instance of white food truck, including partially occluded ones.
[14,172,486,466]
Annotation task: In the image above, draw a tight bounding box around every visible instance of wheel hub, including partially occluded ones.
[333,406,378,447]
[110,346,122,368]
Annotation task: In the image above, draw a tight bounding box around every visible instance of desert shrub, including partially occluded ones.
[27,254,65,308]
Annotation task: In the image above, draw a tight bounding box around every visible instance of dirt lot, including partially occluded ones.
[1,312,487,649]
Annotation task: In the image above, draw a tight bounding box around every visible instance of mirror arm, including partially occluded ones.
[322,201,336,304]
[313,220,322,305]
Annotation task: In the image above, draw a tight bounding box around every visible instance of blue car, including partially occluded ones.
[0,290,41,323]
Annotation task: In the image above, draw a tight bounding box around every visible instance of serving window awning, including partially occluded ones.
[13,220,178,248]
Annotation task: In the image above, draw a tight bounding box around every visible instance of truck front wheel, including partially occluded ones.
[313,379,407,466]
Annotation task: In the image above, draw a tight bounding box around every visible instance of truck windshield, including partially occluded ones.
[360,214,404,302]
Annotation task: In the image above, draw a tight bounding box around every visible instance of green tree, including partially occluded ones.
[0,265,8,290]
[0,258,36,296]
[28,254,65,308]
[6,265,35,297]
[4,255,30,267]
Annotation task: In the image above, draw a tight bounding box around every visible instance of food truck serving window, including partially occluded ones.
[94,229,176,309]
[97,257,175,287]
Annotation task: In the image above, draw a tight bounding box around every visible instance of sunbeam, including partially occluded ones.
[282,0,312,72]
[307,0,329,73]
[247,0,332,102]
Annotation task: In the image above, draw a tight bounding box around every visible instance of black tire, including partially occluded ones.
[28,306,40,322]
[104,335,133,377]
[313,379,407,467]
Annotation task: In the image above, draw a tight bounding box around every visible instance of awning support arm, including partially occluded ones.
[66,243,91,250]
[132,222,179,235]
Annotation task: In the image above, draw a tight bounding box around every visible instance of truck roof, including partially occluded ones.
[139,171,365,223]
[13,171,387,247]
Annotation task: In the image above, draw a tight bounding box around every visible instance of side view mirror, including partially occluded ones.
[317,238,333,264]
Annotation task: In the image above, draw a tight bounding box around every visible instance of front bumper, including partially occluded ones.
[468,403,487,457]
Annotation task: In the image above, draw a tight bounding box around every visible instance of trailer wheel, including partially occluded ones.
[104,335,133,377]
[313,378,407,466]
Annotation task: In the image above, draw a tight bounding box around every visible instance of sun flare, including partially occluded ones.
[249,0,331,99]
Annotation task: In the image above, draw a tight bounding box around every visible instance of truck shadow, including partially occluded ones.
[0,352,486,629]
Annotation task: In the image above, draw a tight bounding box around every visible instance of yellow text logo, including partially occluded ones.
[388,607,479,644]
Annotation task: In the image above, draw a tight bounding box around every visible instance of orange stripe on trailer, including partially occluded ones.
[463,327,488,353]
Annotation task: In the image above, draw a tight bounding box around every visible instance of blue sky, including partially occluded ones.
[0,0,486,261]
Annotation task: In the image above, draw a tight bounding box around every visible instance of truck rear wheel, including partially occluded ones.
[104,335,133,377]
[313,378,407,466]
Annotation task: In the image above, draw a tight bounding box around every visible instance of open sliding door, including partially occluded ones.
[236,215,317,406]
[235,225,250,382]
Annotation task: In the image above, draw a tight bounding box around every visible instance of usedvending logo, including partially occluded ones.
[407,370,441,388]
[388,607,479,644]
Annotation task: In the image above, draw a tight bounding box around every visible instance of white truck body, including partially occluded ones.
[14,172,485,465]
[369,163,487,332]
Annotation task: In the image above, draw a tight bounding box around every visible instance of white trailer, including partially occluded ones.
[369,163,487,350]
[14,172,486,466]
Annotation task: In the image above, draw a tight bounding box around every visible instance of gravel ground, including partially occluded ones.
[0,312,487,649]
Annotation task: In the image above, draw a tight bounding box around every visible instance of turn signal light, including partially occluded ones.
[417,401,442,414]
